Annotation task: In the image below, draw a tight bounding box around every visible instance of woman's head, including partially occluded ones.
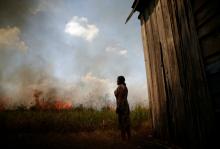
[117,76,126,85]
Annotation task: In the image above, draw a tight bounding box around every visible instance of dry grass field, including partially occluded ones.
[0,106,179,149]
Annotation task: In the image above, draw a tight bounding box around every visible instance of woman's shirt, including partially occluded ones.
[114,84,130,114]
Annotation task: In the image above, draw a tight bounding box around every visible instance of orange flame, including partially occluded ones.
[54,101,72,110]
[32,89,73,110]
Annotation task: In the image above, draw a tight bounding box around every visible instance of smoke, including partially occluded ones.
[0,0,148,110]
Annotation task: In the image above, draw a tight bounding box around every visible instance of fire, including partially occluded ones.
[32,89,73,110]
[54,101,72,110]
[0,96,9,111]
[0,101,5,111]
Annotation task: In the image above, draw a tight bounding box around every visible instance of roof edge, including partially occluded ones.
[126,0,154,23]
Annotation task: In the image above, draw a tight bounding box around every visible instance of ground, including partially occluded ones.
[0,108,181,149]
[0,129,180,149]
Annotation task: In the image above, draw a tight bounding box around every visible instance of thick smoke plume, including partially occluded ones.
[0,0,148,110]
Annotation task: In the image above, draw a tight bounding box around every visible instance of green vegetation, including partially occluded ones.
[0,106,149,133]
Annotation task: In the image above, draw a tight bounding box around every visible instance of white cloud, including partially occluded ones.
[119,50,127,55]
[81,72,113,89]
[105,46,117,52]
[65,16,99,42]
[0,27,28,52]
[105,44,128,56]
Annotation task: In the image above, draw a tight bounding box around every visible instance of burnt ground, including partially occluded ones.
[0,129,181,149]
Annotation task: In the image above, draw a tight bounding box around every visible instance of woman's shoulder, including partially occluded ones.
[118,84,127,90]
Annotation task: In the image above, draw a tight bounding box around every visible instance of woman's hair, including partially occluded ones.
[117,76,126,85]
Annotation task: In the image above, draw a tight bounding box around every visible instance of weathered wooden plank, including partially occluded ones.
[159,0,189,143]
[176,0,215,144]
[205,53,220,65]
[144,11,160,132]
[161,0,214,147]
[194,0,220,28]
[200,32,220,58]
[192,0,220,125]
[150,2,169,139]
[140,15,154,130]
[155,0,186,142]
[191,0,208,14]
[207,70,220,115]
[207,73,220,95]
[167,1,197,145]
[147,19,162,134]
[142,6,170,137]
[198,14,220,39]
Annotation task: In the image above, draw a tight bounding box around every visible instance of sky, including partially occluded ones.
[0,0,148,109]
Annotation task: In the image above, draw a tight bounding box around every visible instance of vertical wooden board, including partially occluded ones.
[154,0,173,139]
[160,0,195,144]
[201,32,220,57]
[155,1,169,104]
[160,0,182,90]
[205,53,220,65]
[191,0,208,14]
[195,1,220,28]
[155,0,175,140]
[159,0,180,103]
[166,0,187,90]
[198,14,220,39]
[183,0,214,131]
[170,0,214,147]
[149,3,170,138]
[140,15,154,129]
[168,0,195,118]
[156,0,185,141]
[144,13,159,130]
[193,0,220,130]
[144,12,167,135]
[168,1,203,146]
[160,1,195,145]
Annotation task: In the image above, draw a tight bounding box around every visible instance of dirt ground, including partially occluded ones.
[0,129,181,149]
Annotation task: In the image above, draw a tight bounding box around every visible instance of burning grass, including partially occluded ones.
[0,105,149,133]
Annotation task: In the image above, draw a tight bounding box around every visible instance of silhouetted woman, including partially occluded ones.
[114,76,131,140]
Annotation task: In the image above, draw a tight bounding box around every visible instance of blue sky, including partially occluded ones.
[0,0,148,108]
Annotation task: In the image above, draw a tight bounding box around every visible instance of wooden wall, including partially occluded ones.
[191,0,220,131]
[139,0,215,147]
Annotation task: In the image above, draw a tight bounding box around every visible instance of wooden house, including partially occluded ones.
[127,0,220,148]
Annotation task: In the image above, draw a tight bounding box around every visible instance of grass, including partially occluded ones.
[0,106,179,149]
[0,105,149,133]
